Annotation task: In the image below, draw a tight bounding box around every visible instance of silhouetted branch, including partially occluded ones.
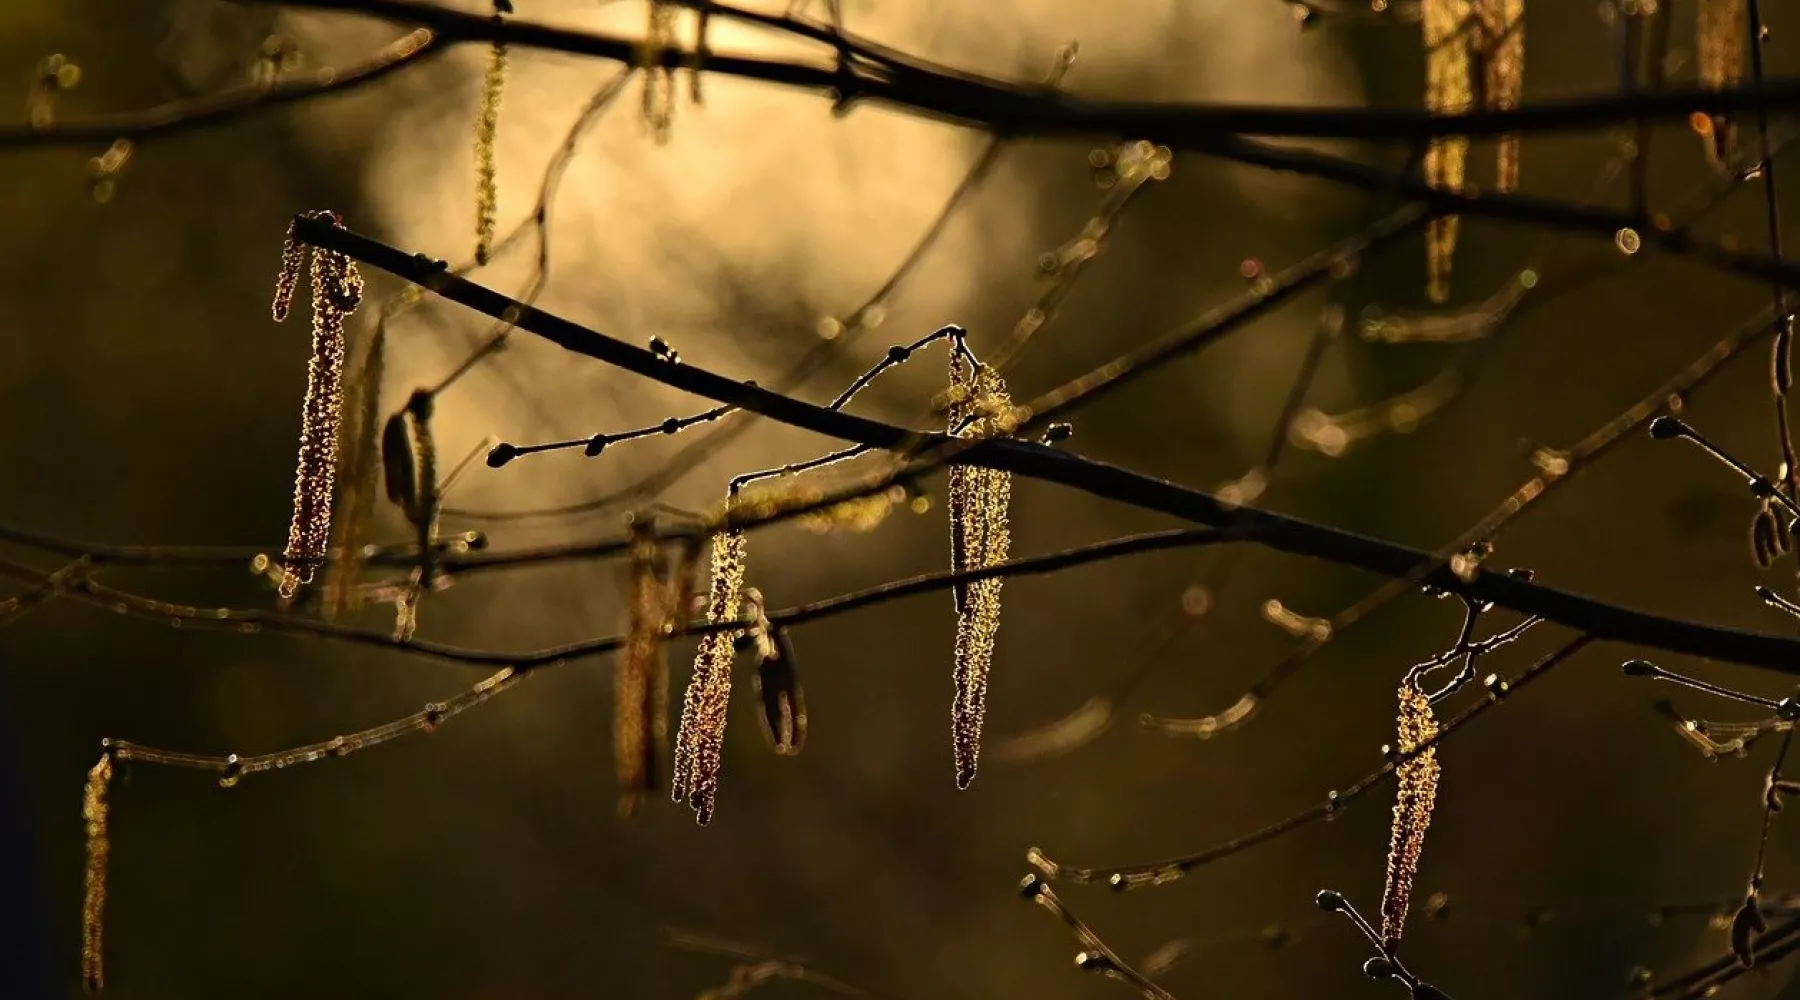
[226,0,1800,143]
[0,28,439,147]
[1030,635,1592,889]
[291,218,1800,673]
[1145,298,1781,736]
[0,528,1247,675]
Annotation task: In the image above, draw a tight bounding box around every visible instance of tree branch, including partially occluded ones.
[293,219,1800,673]
[235,0,1800,144]
[0,28,439,148]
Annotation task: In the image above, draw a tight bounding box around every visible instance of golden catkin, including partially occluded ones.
[474,42,506,265]
[642,0,677,142]
[947,355,1013,790]
[1380,681,1441,953]
[1697,0,1746,172]
[272,221,304,322]
[322,323,386,620]
[81,751,113,994]
[1424,0,1473,303]
[795,488,902,534]
[274,213,364,599]
[672,526,747,824]
[617,522,672,817]
[1478,0,1525,193]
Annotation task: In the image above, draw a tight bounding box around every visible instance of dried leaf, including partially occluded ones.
[1424,0,1473,303]
[754,628,807,755]
[380,410,416,513]
[275,211,363,599]
[1697,0,1746,173]
[673,526,748,824]
[1753,503,1782,569]
[1732,892,1767,967]
[1380,680,1441,952]
[947,353,1013,789]
[617,520,671,816]
[392,569,420,642]
[406,393,439,586]
[81,750,113,994]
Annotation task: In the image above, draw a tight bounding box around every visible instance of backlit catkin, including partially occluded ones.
[947,354,1013,789]
[273,212,364,599]
[672,525,747,824]
[1379,680,1441,953]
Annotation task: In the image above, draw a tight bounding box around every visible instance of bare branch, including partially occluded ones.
[0,29,439,148]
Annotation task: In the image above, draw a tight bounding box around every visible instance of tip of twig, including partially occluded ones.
[486,442,518,468]
[1364,956,1399,980]
[1648,416,1689,441]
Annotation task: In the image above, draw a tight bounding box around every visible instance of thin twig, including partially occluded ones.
[1030,635,1592,889]
[0,29,439,147]
[289,219,1800,673]
[204,0,1800,145]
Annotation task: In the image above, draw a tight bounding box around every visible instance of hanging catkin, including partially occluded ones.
[1423,0,1473,304]
[616,520,672,817]
[81,749,114,994]
[641,0,678,142]
[474,38,506,264]
[322,323,386,620]
[1477,0,1525,193]
[1379,678,1442,953]
[273,212,364,599]
[946,353,1013,789]
[1697,0,1746,173]
[672,523,747,824]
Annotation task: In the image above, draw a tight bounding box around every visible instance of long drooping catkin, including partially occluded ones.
[641,0,678,141]
[1478,0,1525,193]
[474,40,506,264]
[947,355,1013,790]
[1379,680,1441,953]
[322,323,386,620]
[1697,0,1746,172]
[1423,0,1473,304]
[273,213,364,599]
[672,525,747,824]
[617,521,671,817]
[82,750,114,994]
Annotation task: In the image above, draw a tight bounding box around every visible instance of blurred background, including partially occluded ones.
[6,0,1800,997]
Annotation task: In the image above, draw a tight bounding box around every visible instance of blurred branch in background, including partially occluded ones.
[20,0,1800,997]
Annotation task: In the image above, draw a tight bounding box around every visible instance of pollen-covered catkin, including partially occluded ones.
[947,354,1013,789]
[1380,680,1441,953]
[474,41,506,264]
[81,750,114,994]
[1697,0,1746,172]
[672,525,747,824]
[641,0,677,141]
[274,212,364,599]
[1479,0,1525,193]
[1423,0,1473,303]
[617,521,671,817]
